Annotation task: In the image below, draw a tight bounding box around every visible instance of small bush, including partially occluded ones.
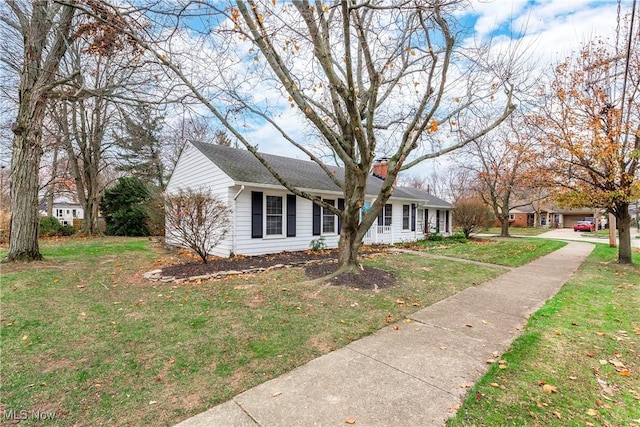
[309,236,327,251]
[40,217,62,237]
[40,217,76,237]
[427,233,444,241]
[451,232,468,243]
[60,225,76,236]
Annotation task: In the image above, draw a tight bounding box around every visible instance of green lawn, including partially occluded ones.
[479,227,551,236]
[411,237,566,267]
[447,245,640,426]
[1,236,511,426]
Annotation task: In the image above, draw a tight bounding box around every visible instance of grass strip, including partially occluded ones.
[447,244,640,427]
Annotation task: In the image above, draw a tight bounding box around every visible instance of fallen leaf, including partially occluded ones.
[553,411,562,419]
[599,360,608,365]
[499,364,508,369]
[149,400,157,405]
[569,376,577,380]
[542,384,558,394]
[482,319,488,324]
[439,346,447,350]
[465,324,473,328]
[586,408,598,416]
[272,391,282,397]
[596,378,614,395]
[596,331,606,336]
[392,325,400,330]
[22,335,28,341]
[609,359,626,369]
[619,369,630,376]
[403,318,412,323]
[553,330,561,335]
[345,418,356,424]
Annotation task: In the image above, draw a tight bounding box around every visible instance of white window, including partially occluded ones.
[265,195,283,236]
[322,199,336,234]
[509,214,515,221]
[383,204,392,226]
[402,205,410,230]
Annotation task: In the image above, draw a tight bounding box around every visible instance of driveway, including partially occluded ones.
[535,227,640,249]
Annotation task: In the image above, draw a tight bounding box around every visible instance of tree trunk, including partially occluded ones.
[499,215,511,237]
[616,206,632,265]
[5,126,44,262]
[336,203,363,274]
[4,2,76,262]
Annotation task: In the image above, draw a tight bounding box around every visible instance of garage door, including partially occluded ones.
[563,215,584,228]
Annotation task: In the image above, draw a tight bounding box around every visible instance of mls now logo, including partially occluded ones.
[3,409,56,421]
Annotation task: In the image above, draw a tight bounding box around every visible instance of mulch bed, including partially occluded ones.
[160,247,395,289]
[304,262,396,289]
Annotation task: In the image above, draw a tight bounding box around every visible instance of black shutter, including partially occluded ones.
[287,194,296,237]
[445,210,450,233]
[251,191,263,238]
[312,201,321,236]
[337,198,345,233]
[377,207,383,226]
[424,209,429,233]
[436,210,440,232]
[411,203,416,231]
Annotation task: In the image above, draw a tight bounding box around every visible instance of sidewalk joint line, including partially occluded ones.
[345,346,459,398]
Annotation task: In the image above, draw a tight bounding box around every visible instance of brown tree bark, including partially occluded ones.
[3,2,76,262]
[615,203,632,265]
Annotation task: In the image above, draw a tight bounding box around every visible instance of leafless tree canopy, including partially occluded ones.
[165,188,232,263]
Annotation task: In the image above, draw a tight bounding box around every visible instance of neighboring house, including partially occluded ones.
[495,204,603,229]
[166,142,453,257]
[40,201,84,226]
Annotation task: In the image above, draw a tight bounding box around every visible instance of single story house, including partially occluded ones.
[39,200,84,226]
[166,142,453,257]
[495,204,603,229]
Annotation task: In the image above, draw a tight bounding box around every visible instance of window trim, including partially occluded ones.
[264,194,285,238]
[402,204,410,231]
[322,199,336,235]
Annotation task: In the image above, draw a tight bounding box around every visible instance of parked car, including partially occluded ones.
[574,221,595,232]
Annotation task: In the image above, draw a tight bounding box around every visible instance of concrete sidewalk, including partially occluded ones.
[175,241,594,427]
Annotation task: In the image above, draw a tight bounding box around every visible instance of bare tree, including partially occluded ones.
[453,196,493,238]
[460,114,539,237]
[165,188,232,263]
[76,0,524,273]
[49,8,161,235]
[0,1,76,261]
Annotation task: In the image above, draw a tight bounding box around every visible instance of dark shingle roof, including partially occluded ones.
[191,141,452,207]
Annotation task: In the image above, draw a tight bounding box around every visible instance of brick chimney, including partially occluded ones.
[372,158,396,184]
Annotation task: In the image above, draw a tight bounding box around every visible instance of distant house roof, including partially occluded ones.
[509,204,599,215]
[190,141,452,208]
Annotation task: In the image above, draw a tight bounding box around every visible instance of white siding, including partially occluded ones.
[166,143,453,257]
[234,187,340,256]
[165,143,235,257]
